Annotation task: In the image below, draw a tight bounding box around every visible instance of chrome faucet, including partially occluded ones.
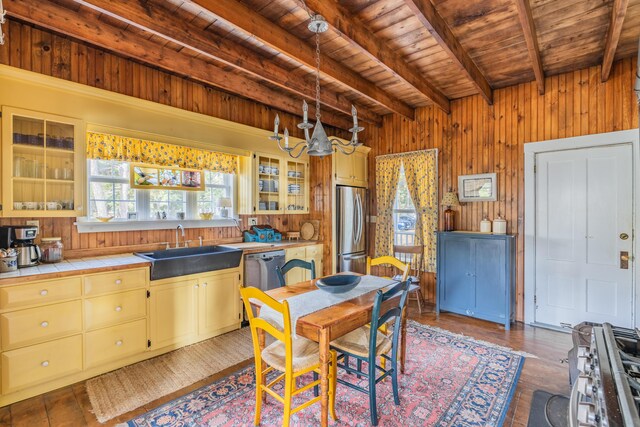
[175,224,185,248]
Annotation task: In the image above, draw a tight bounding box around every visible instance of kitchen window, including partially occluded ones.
[393,166,416,246]
[87,159,234,220]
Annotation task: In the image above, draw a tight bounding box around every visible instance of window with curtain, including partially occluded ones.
[87,159,234,220]
[393,166,416,246]
[375,149,438,272]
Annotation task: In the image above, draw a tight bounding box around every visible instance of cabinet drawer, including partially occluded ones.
[2,334,82,393]
[285,247,305,260]
[305,244,323,258]
[0,277,82,310]
[84,290,147,331]
[84,268,147,296]
[85,319,147,369]
[1,300,82,350]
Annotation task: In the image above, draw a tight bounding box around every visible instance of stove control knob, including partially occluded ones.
[577,356,593,374]
[577,375,596,397]
[577,402,597,426]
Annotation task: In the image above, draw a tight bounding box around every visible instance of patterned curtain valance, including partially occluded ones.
[86,132,238,174]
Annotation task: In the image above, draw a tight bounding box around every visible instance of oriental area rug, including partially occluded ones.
[124,321,525,427]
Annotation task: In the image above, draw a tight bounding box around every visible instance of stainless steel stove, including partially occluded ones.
[570,323,640,426]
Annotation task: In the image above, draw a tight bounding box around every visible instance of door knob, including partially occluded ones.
[620,233,629,240]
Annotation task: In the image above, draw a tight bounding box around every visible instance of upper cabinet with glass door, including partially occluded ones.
[285,160,308,214]
[255,153,284,214]
[2,107,85,217]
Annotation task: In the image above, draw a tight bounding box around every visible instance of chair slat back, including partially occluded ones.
[369,280,411,352]
[393,245,423,279]
[367,256,410,281]
[240,286,291,346]
[276,258,316,287]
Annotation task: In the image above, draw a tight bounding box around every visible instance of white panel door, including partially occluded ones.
[535,144,633,328]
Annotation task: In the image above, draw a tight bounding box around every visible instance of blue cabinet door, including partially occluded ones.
[473,238,506,320]
[439,236,474,313]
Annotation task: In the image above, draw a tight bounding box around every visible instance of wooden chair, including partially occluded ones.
[276,259,316,287]
[393,245,425,314]
[240,286,337,427]
[330,280,411,426]
[366,255,410,282]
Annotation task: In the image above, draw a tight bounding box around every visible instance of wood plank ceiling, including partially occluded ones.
[4,0,640,131]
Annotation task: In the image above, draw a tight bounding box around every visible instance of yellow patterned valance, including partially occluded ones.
[86,132,238,174]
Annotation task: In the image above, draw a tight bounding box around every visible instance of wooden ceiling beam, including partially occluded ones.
[69,0,382,126]
[188,0,416,119]
[514,0,545,95]
[295,0,450,114]
[5,0,356,131]
[602,0,629,81]
[403,0,493,104]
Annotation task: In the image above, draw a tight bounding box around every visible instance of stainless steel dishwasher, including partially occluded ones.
[244,250,286,292]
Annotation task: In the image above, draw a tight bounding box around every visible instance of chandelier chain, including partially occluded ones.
[299,0,313,19]
[315,31,322,120]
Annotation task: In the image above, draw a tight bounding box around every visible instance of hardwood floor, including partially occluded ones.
[0,307,573,426]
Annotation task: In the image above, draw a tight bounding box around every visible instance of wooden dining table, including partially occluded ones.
[254,276,416,427]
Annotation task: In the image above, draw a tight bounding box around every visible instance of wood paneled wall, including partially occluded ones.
[369,57,639,321]
[0,21,358,257]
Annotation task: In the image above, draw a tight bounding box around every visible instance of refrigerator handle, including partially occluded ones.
[343,253,367,260]
[355,192,363,245]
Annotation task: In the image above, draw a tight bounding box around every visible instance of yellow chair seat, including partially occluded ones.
[261,338,320,373]
[331,326,392,358]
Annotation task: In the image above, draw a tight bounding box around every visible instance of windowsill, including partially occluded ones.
[74,217,240,234]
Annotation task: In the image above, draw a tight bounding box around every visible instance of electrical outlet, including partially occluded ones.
[248,217,258,226]
[26,220,40,230]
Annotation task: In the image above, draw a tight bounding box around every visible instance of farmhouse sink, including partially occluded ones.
[135,245,243,280]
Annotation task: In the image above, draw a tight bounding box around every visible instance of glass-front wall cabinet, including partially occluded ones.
[285,160,308,213]
[2,107,84,217]
[255,153,283,214]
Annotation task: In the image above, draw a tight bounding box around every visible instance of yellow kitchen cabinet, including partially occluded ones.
[84,319,147,369]
[284,159,309,214]
[0,276,82,311]
[148,278,198,349]
[333,145,370,188]
[198,271,242,337]
[84,289,147,331]
[284,245,324,284]
[284,247,306,285]
[240,152,310,215]
[1,106,85,217]
[0,300,82,351]
[305,244,324,280]
[84,268,147,296]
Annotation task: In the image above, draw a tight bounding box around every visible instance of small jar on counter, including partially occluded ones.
[40,237,64,263]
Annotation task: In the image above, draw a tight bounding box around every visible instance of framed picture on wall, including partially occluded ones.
[458,173,497,202]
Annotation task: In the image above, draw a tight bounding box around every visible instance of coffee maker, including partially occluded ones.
[0,226,41,268]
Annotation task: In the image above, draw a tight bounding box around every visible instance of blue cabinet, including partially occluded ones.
[436,232,515,329]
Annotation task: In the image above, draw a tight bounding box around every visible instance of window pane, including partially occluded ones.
[89,159,128,179]
[205,171,225,185]
[90,182,114,201]
[393,167,416,246]
[149,190,186,219]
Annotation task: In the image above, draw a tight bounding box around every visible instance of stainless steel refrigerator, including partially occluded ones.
[336,185,367,273]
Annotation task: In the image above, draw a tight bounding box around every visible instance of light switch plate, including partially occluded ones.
[248,217,258,226]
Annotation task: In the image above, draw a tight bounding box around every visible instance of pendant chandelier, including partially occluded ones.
[270,10,364,158]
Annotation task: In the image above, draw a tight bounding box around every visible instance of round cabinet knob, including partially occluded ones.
[194,285,199,289]
[202,283,207,288]
[40,321,49,328]
[40,289,48,296]
[115,306,122,312]
[115,340,123,346]
[41,361,49,367]
[115,279,122,285]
